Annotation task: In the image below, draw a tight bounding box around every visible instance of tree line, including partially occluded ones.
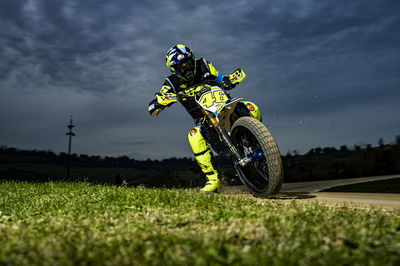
[282,136,400,182]
[0,135,399,187]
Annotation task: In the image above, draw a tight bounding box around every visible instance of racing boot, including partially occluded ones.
[200,173,221,193]
[188,127,221,193]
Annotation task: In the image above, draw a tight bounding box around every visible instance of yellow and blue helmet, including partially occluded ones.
[166,44,196,81]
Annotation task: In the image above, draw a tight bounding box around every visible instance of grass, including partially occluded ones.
[0,181,399,265]
[323,178,400,193]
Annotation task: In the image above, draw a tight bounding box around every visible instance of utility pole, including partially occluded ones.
[66,116,75,179]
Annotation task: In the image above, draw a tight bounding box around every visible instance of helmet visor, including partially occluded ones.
[175,59,194,78]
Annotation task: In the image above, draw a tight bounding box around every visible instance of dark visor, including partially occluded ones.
[175,59,193,76]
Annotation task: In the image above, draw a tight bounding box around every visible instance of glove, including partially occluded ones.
[155,92,178,106]
[228,68,246,85]
[148,98,164,116]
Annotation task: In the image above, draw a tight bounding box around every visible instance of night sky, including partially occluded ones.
[1,0,399,159]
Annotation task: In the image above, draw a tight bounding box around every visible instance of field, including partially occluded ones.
[0,163,151,183]
[0,182,399,265]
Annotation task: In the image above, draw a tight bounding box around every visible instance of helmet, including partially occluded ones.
[166,44,196,81]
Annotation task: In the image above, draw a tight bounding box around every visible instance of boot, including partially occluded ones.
[200,176,221,193]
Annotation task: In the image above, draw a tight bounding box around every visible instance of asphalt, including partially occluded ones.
[303,192,400,209]
[221,175,400,209]
[281,174,400,193]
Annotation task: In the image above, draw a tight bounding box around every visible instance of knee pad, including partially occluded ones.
[187,127,218,177]
[188,127,209,154]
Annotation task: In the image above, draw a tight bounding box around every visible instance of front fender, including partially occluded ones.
[216,97,243,132]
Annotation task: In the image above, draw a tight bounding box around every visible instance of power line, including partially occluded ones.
[66,116,75,179]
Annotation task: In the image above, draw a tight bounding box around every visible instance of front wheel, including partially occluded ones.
[231,117,283,197]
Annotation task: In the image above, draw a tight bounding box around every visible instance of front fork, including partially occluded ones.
[202,109,250,166]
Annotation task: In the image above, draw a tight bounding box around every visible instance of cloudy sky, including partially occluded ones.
[1,0,399,159]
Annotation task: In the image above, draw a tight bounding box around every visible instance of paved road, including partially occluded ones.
[281,174,400,192]
[279,175,400,209]
[301,192,400,209]
[222,175,400,209]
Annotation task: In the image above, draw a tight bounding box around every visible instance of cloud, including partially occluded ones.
[0,0,399,158]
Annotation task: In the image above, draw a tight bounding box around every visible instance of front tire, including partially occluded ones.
[231,117,283,197]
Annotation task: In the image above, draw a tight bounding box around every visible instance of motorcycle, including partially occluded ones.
[168,69,283,197]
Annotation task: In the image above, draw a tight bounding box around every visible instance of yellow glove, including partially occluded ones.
[229,68,246,85]
[155,92,178,106]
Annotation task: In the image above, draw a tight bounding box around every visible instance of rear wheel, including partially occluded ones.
[231,117,283,197]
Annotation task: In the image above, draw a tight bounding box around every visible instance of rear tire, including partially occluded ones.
[231,117,283,197]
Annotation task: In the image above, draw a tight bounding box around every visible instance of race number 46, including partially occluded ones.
[198,89,229,108]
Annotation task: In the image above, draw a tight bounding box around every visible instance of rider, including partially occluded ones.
[148,44,261,192]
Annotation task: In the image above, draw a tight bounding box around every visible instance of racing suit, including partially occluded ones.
[148,58,260,190]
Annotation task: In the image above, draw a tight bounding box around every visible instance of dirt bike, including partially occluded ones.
[173,69,283,197]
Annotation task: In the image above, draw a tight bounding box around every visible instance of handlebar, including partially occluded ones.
[177,91,189,100]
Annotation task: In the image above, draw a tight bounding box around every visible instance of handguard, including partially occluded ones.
[229,68,246,85]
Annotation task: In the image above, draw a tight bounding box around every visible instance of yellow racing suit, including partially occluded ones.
[148,58,260,191]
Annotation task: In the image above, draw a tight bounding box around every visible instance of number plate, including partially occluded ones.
[195,86,229,113]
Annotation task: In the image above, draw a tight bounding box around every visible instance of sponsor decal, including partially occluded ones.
[189,129,198,136]
[230,146,238,154]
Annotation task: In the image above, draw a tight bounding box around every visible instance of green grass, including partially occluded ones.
[0,182,399,265]
[323,178,400,193]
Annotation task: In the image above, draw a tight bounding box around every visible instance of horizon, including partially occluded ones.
[2,132,399,160]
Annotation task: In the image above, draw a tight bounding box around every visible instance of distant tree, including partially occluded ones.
[6,147,17,153]
[46,150,57,158]
[378,138,385,147]
[80,154,89,159]
[59,152,68,160]
[117,156,130,166]
[90,155,101,161]
[396,135,400,145]
[323,147,337,156]
[118,156,130,161]
[339,145,349,152]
